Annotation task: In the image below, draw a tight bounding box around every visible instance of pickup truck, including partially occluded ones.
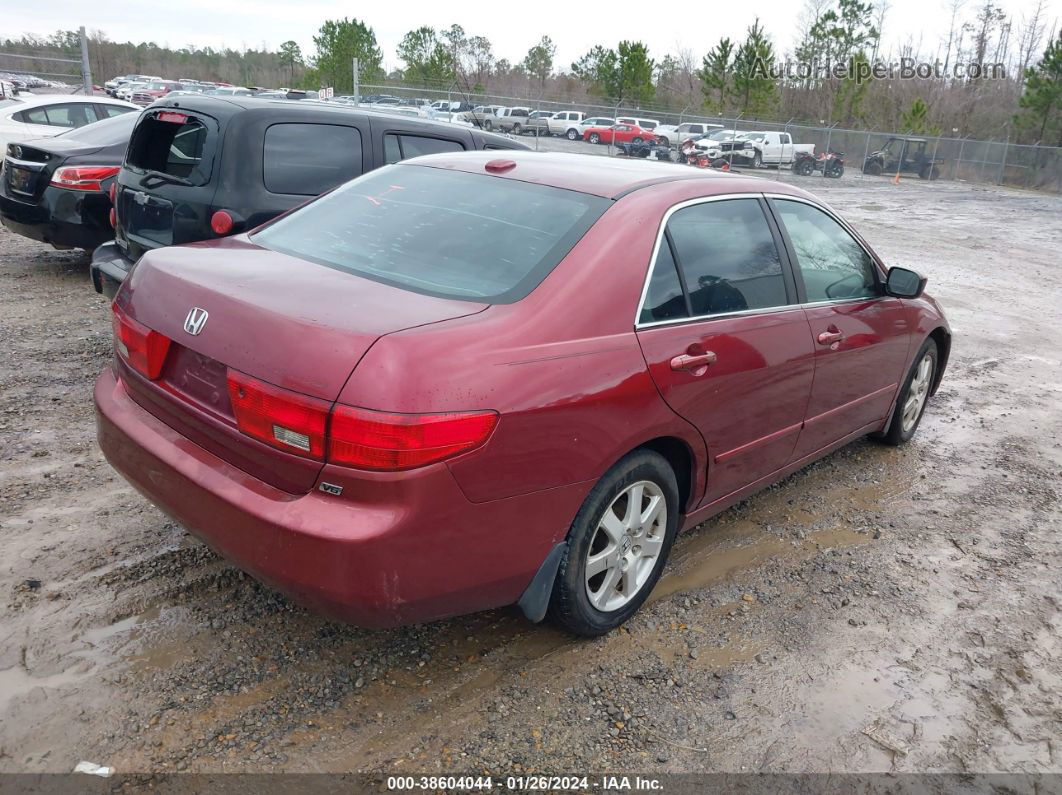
[493,107,532,133]
[743,131,814,166]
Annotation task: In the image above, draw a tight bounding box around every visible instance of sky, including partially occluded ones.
[4,0,1061,74]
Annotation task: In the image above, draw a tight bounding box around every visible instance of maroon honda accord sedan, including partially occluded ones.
[95,151,950,635]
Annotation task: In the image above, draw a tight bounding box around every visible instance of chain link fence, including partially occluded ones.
[360,82,1062,194]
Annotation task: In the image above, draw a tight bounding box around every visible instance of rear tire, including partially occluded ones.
[632,137,643,144]
[863,161,883,176]
[567,128,579,140]
[484,119,493,131]
[548,450,679,636]
[512,122,522,134]
[875,338,938,446]
[589,133,601,144]
[753,151,762,168]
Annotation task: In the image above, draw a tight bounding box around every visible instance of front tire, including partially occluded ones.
[484,119,493,131]
[876,339,938,446]
[548,451,679,636]
[589,133,601,144]
[753,151,762,168]
[512,122,522,134]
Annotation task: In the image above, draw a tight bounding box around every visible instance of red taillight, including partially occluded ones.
[156,111,189,124]
[329,406,498,471]
[50,165,120,192]
[108,183,117,203]
[108,207,116,228]
[227,370,329,458]
[111,303,171,380]
[210,210,234,235]
[225,370,498,469]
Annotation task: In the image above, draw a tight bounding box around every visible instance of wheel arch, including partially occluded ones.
[630,435,697,514]
[927,325,951,394]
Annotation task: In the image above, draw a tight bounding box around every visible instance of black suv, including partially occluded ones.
[91,96,528,297]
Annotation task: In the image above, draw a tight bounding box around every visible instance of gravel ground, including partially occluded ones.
[1,165,1060,779]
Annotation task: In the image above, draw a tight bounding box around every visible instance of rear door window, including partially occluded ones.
[383,134,464,164]
[18,103,100,128]
[263,123,363,195]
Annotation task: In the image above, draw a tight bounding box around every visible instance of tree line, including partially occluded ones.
[3,3,1060,146]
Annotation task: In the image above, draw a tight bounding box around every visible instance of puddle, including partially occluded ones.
[0,663,95,714]
[0,606,170,715]
[654,525,870,602]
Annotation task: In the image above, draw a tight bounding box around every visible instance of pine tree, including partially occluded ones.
[699,38,735,113]
[732,20,776,117]
[1017,29,1062,145]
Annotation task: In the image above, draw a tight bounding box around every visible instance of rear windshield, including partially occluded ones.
[126,111,213,185]
[252,164,609,303]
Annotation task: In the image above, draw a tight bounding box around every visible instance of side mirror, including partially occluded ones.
[885,266,927,298]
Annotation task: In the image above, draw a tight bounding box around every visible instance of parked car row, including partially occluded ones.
[1,94,527,260]
[3,92,947,636]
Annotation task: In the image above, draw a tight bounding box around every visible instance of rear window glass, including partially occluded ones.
[383,134,464,164]
[252,164,609,303]
[127,112,212,185]
[263,123,362,195]
[60,112,137,145]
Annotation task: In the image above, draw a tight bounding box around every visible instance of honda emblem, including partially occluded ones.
[184,307,209,335]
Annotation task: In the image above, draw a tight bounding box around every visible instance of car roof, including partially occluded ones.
[402,150,795,200]
[150,95,523,147]
[5,94,136,109]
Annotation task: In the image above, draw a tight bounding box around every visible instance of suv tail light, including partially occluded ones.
[112,303,171,380]
[330,407,498,471]
[225,369,497,470]
[51,165,120,192]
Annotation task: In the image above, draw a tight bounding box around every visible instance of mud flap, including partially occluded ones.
[517,542,567,623]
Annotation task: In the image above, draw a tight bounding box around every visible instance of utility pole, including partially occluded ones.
[79,26,92,94]
[352,58,359,104]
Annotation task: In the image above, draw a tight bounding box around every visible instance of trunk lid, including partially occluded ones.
[3,139,103,202]
[118,237,488,493]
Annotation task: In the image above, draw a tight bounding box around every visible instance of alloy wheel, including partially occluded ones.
[584,481,667,612]
[901,353,934,433]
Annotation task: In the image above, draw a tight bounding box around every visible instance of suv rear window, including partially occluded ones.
[252,164,609,303]
[126,112,213,185]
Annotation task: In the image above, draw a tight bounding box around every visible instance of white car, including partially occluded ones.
[653,122,724,147]
[617,116,660,132]
[0,94,138,162]
[547,111,588,139]
[574,116,616,138]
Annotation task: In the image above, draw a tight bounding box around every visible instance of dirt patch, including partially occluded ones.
[1,175,1060,775]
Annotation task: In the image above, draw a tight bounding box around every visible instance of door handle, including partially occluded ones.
[670,351,717,371]
[817,330,844,345]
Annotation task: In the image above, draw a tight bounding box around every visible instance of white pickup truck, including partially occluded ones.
[743,131,814,166]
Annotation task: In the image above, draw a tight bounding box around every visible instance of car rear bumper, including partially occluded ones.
[94,367,587,627]
[91,240,134,298]
[1,189,113,250]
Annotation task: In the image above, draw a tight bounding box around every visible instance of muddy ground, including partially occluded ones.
[0,171,1060,780]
